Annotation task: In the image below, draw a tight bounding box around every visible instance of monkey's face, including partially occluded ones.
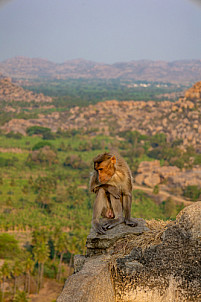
[95,157,116,184]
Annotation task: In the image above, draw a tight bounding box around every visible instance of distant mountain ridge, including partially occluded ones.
[0,57,201,84]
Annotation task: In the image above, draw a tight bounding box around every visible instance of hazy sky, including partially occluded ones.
[0,0,201,63]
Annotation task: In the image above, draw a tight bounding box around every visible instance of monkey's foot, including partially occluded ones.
[125,218,138,227]
[102,217,124,230]
[92,222,107,235]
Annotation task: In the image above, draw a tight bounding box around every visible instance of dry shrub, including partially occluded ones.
[112,219,172,258]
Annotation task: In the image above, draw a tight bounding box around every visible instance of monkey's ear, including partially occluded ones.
[111,156,116,164]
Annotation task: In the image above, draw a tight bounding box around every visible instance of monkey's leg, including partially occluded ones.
[103,196,124,229]
[92,188,108,235]
[123,195,138,227]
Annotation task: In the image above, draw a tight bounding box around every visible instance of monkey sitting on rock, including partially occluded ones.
[89,152,137,234]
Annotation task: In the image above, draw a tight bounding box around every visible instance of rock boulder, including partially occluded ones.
[57,203,201,302]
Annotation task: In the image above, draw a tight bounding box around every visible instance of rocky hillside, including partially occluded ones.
[134,160,201,205]
[0,57,201,84]
[57,202,201,302]
[1,81,201,149]
[135,160,201,188]
[0,75,52,103]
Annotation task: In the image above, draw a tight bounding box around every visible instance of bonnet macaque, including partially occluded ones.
[90,152,137,234]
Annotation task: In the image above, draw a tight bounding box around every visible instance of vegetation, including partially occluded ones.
[25,79,185,108]
[0,227,78,301]
[183,185,201,201]
[26,126,55,140]
[0,234,20,259]
[0,131,196,232]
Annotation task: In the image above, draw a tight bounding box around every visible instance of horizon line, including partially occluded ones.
[1,56,201,65]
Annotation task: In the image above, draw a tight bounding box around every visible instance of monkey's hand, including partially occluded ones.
[92,186,100,194]
[125,218,138,227]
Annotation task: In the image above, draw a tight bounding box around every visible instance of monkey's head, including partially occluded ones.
[93,153,116,184]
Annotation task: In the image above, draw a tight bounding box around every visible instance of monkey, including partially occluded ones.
[89,152,137,234]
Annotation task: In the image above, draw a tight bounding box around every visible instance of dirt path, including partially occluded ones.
[0,147,29,153]
[133,184,193,206]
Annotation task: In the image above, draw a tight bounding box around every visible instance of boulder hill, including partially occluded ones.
[57,202,201,302]
[1,81,201,150]
[0,74,52,103]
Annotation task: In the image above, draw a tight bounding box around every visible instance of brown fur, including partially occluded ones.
[90,152,137,234]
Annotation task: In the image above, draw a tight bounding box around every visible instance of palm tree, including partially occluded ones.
[12,260,23,295]
[33,243,50,293]
[31,229,49,246]
[1,261,11,302]
[55,233,69,281]
[68,235,79,273]
[24,257,34,295]
[51,226,61,262]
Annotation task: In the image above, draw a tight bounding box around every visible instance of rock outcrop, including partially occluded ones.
[57,255,115,302]
[0,76,52,103]
[57,202,201,302]
[184,81,201,100]
[2,81,201,149]
[135,160,201,189]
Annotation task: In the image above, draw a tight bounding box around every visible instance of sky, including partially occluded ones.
[0,0,201,63]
